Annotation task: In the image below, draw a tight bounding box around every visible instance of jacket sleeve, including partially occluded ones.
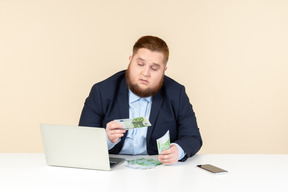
[79,84,104,128]
[174,86,203,162]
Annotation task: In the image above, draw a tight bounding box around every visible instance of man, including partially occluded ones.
[79,36,202,164]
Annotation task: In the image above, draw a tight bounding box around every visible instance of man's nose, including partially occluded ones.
[141,66,150,77]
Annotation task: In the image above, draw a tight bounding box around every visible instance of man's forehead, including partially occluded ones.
[133,49,165,66]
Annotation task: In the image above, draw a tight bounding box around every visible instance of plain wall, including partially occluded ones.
[0,0,287,153]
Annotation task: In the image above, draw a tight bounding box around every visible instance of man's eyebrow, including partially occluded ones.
[136,58,145,62]
[152,63,161,68]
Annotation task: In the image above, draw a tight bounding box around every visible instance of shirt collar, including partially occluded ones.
[129,89,152,104]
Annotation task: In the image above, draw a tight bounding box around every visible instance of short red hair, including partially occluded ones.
[133,36,169,64]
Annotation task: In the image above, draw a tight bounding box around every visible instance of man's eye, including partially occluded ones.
[151,67,157,71]
[138,63,144,66]
[151,66,159,71]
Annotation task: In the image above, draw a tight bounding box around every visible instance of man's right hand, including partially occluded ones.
[106,121,126,143]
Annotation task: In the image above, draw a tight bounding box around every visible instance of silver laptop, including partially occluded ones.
[40,124,125,171]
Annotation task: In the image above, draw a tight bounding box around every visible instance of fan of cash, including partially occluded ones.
[126,158,162,169]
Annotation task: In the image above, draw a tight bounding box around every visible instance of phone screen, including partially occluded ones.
[197,164,228,174]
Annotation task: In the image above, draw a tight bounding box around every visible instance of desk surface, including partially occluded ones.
[0,154,287,192]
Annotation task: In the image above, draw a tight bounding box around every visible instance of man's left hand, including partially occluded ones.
[158,144,179,165]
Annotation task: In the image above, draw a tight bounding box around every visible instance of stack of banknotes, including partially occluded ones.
[126,158,162,169]
[156,130,171,154]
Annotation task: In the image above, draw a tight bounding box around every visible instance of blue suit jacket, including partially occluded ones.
[79,70,202,161]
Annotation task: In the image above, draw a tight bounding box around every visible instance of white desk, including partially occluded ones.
[0,154,287,192]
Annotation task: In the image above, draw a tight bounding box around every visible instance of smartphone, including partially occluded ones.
[197,164,228,174]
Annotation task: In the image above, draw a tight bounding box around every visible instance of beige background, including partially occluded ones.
[0,0,287,153]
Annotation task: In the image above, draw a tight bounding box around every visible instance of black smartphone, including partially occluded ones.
[197,164,228,174]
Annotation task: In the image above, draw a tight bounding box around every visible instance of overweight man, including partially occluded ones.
[79,35,202,164]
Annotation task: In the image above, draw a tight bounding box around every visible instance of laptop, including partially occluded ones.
[40,124,125,171]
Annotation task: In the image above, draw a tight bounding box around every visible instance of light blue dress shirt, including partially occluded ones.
[107,90,186,160]
[120,90,151,155]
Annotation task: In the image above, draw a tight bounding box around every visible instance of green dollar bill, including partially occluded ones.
[157,130,170,154]
[114,117,151,129]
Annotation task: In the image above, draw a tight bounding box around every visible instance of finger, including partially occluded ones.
[158,147,178,164]
[158,155,177,165]
[111,128,126,134]
[108,131,125,143]
[162,154,178,164]
[106,122,113,131]
[108,129,125,137]
[167,145,177,153]
[160,148,171,155]
[113,128,126,137]
[107,121,122,129]
[110,133,125,139]
[163,158,178,165]
[158,154,173,161]
[112,121,123,128]
[161,146,176,155]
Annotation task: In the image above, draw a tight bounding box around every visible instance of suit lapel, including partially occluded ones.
[117,78,129,119]
[147,90,164,141]
[115,77,129,148]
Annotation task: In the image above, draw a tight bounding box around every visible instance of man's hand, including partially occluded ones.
[106,121,126,143]
[158,144,179,165]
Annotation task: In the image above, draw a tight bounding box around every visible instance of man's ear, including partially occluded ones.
[129,56,132,62]
[164,66,167,71]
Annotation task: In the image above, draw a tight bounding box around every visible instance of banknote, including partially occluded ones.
[114,117,151,129]
[126,158,162,169]
[157,130,171,154]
